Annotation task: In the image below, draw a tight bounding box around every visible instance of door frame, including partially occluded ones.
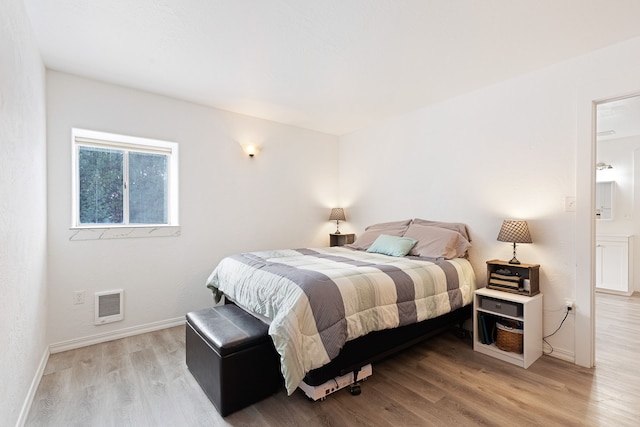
[576,74,640,368]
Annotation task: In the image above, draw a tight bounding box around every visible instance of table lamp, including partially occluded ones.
[497,219,532,264]
[329,208,346,234]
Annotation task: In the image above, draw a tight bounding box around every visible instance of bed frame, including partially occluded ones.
[302,304,471,386]
[225,298,471,388]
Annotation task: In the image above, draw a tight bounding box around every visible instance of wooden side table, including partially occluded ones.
[330,233,355,247]
[486,259,540,296]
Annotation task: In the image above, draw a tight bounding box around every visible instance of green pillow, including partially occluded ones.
[366,234,417,257]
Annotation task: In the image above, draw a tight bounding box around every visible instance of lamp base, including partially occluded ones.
[508,242,521,264]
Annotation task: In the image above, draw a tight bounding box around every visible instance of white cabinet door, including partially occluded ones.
[596,236,630,294]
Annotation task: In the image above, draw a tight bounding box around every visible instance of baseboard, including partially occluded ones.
[545,347,575,364]
[49,316,185,354]
[16,347,50,427]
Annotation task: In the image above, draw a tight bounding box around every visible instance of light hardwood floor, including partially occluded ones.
[26,293,640,426]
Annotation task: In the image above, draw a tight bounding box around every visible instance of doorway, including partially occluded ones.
[594,95,640,363]
[575,81,640,368]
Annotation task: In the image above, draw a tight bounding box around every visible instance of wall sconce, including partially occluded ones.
[497,219,532,264]
[329,208,346,234]
[242,144,260,158]
[596,162,613,170]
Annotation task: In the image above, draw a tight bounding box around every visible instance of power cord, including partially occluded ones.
[543,306,570,355]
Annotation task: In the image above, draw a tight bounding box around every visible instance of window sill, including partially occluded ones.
[69,225,181,241]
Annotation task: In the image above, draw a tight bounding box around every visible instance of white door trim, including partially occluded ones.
[576,71,640,368]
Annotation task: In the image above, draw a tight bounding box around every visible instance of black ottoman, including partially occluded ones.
[185,305,282,416]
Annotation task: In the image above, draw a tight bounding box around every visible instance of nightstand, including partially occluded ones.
[473,288,543,368]
[329,233,355,247]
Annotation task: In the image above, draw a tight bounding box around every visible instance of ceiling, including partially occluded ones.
[597,95,640,142]
[23,0,640,135]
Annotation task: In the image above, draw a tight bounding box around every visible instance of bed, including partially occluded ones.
[206,219,477,395]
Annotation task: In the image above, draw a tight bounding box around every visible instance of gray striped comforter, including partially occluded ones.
[206,247,476,394]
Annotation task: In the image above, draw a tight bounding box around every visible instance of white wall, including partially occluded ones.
[46,71,339,346]
[339,36,640,362]
[0,1,48,425]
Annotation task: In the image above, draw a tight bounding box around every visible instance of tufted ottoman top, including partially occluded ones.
[186,305,271,357]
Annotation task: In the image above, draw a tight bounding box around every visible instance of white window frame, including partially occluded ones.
[71,128,179,229]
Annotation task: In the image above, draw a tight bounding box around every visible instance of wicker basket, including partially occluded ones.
[495,321,523,354]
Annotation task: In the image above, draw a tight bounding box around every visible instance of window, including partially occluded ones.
[72,129,179,228]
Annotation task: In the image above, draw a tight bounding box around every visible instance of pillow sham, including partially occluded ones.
[412,218,471,242]
[349,226,408,250]
[403,223,471,259]
[364,219,412,231]
[366,234,418,257]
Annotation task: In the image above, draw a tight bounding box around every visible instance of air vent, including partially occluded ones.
[94,290,124,325]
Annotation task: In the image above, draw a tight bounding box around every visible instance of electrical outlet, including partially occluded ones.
[73,290,85,305]
[565,299,575,312]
